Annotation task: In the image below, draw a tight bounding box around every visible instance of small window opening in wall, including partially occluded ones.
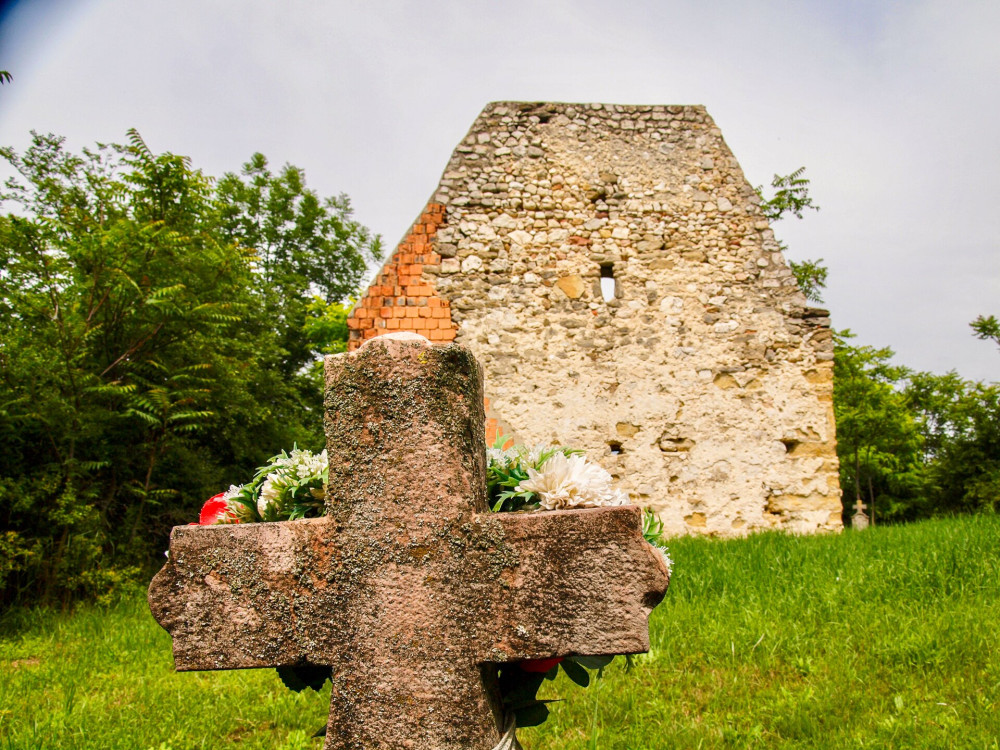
[600,264,616,302]
[608,441,623,455]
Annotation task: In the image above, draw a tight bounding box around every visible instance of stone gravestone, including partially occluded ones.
[149,333,671,749]
[851,498,869,530]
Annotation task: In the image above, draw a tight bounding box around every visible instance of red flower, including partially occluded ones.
[199,493,231,525]
[519,657,564,673]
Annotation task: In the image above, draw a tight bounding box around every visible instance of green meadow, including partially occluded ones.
[1,515,998,750]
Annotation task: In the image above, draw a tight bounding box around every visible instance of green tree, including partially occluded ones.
[0,132,378,605]
[216,154,380,373]
[758,167,818,222]
[208,155,382,466]
[970,314,1000,350]
[757,167,828,303]
[905,372,1000,514]
[833,332,925,523]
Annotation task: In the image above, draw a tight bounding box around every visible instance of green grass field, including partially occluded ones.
[2,515,998,749]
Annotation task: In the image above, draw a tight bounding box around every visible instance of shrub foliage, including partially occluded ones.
[0,132,380,606]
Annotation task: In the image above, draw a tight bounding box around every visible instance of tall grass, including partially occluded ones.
[2,515,998,749]
[524,514,1000,749]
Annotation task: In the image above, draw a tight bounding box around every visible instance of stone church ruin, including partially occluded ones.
[347,101,842,535]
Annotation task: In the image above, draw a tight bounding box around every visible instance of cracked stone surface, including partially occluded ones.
[149,334,670,750]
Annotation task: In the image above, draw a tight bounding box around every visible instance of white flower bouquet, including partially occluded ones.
[487,441,627,511]
[199,447,328,525]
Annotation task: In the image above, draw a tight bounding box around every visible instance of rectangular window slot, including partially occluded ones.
[600,264,615,302]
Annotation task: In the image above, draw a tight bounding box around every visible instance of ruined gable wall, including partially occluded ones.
[350,102,842,535]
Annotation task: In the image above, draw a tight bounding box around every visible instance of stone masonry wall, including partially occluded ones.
[349,102,842,536]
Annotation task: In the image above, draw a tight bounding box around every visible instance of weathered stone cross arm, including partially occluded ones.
[149,333,670,750]
[472,505,668,661]
[147,507,663,663]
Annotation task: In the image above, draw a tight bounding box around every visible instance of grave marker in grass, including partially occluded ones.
[852,498,870,530]
[149,332,670,749]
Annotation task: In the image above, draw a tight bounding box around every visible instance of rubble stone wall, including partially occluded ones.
[349,102,842,535]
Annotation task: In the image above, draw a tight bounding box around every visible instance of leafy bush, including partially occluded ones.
[0,132,380,607]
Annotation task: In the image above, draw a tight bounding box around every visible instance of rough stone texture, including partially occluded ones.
[149,334,669,750]
[348,102,842,536]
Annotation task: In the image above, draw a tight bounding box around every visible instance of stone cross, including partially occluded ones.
[852,498,869,530]
[149,333,670,750]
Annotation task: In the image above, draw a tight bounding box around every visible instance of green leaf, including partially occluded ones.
[642,507,665,546]
[570,655,615,671]
[560,659,590,687]
[498,669,545,707]
[514,701,551,728]
[275,665,330,692]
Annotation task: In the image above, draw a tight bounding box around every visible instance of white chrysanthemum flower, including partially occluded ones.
[289,448,327,479]
[516,453,629,510]
[257,474,281,516]
[221,484,243,502]
[254,448,328,518]
[524,444,549,466]
[220,484,245,520]
[487,446,519,467]
[486,447,508,465]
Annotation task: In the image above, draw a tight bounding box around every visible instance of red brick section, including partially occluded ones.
[484,397,516,450]
[347,203,457,351]
[349,204,514,448]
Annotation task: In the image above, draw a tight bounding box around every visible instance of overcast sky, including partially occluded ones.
[1,0,997,381]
